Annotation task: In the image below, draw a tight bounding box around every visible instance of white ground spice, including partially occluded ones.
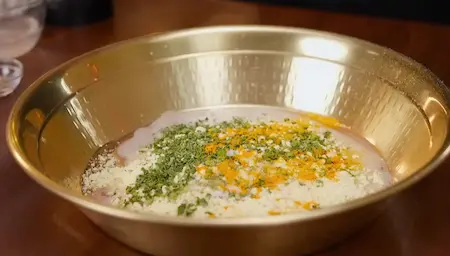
[82,112,391,219]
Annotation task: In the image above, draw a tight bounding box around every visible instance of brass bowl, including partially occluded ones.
[7,26,450,255]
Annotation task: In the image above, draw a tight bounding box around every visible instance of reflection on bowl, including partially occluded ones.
[7,26,450,256]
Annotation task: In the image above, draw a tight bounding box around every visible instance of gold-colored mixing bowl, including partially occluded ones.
[7,26,450,255]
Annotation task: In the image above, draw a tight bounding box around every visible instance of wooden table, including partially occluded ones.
[1,0,450,255]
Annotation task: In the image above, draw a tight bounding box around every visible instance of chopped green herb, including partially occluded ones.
[124,123,214,206]
[262,148,281,161]
[291,131,324,152]
[177,203,197,217]
[345,170,356,177]
[256,178,266,186]
[317,169,326,177]
[216,147,227,160]
[177,203,187,216]
[196,197,208,207]
[315,180,324,187]
[286,151,295,158]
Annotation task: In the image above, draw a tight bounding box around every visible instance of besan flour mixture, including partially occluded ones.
[82,106,391,219]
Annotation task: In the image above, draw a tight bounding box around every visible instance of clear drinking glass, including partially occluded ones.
[0,0,46,97]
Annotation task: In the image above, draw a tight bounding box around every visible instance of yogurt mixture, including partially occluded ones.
[82,106,391,218]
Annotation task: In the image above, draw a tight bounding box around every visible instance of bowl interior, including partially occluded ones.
[10,26,450,211]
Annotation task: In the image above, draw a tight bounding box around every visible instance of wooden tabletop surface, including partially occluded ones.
[1,0,450,255]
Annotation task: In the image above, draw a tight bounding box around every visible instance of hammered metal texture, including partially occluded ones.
[39,54,438,183]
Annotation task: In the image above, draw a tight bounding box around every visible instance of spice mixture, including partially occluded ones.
[82,112,390,218]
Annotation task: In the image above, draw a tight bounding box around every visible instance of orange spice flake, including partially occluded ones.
[239,150,254,158]
[217,160,239,183]
[294,200,302,206]
[264,175,287,189]
[251,194,261,199]
[268,210,282,216]
[196,165,208,173]
[205,144,218,153]
[297,169,318,181]
[306,113,342,128]
[302,201,319,211]
[206,212,216,218]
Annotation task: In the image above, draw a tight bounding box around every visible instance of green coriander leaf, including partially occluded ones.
[177,203,187,216]
[196,197,208,207]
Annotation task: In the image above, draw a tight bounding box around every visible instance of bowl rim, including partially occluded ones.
[7,25,450,226]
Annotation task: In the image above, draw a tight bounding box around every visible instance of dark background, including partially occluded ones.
[237,0,449,24]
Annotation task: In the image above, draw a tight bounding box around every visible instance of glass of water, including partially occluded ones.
[0,0,46,97]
